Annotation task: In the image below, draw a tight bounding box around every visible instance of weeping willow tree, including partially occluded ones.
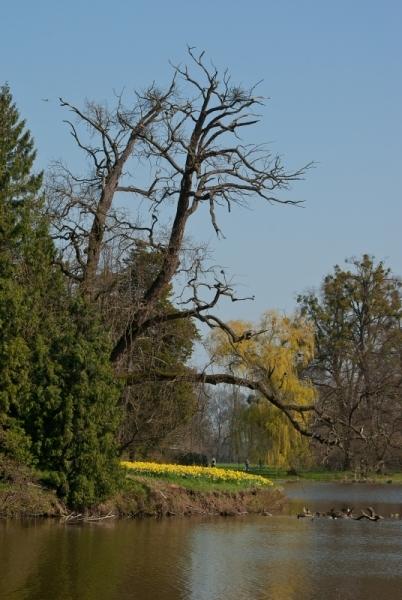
[242,401,314,468]
[209,311,316,467]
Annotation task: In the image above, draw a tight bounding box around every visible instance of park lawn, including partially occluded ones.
[125,472,267,493]
[217,464,402,483]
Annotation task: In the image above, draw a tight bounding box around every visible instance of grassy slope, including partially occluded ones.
[0,481,64,517]
[105,474,284,518]
[0,466,283,518]
[125,472,270,492]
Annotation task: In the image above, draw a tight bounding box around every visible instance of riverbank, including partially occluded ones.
[4,462,400,519]
[0,475,284,519]
[102,476,284,518]
[0,481,64,518]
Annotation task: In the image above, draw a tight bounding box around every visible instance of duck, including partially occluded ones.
[297,506,314,519]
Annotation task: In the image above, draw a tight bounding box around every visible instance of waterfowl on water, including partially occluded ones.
[296,505,386,521]
[297,506,314,519]
[354,507,384,521]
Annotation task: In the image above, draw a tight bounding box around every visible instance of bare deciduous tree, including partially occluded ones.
[48,49,317,442]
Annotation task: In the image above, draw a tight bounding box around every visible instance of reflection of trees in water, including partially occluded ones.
[0,521,47,598]
[0,520,192,600]
[1,521,127,599]
[3,515,402,599]
[185,520,315,600]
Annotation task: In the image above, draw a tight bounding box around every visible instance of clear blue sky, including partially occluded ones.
[2,0,401,323]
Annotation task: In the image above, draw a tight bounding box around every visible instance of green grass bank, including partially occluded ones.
[218,464,402,483]
[0,462,284,519]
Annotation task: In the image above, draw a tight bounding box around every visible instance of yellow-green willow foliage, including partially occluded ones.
[210,311,316,468]
[245,402,313,468]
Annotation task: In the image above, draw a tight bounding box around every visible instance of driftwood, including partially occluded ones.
[185,504,207,514]
[62,511,116,524]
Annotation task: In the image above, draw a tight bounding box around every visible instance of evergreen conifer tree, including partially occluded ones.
[0,83,43,462]
[0,85,122,508]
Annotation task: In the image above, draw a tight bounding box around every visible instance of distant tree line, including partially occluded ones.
[191,258,402,473]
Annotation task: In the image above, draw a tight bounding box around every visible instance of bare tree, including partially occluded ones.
[48,49,316,441]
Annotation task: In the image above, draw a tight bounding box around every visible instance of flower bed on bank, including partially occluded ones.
[121,461,272,487]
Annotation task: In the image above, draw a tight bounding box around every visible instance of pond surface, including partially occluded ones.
[1,483,402,599]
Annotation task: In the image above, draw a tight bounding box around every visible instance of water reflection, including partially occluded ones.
[184,515,402,600]
[185,519,316,600]
[1,484,402,600]
[284,481,402,516]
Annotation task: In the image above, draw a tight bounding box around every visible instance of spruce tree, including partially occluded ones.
[0,85,122,508]
[0,84,42,462]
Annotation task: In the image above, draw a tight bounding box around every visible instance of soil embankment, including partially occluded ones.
[104,477,284,518]
[0,477,284,519]
[0,482,64,518]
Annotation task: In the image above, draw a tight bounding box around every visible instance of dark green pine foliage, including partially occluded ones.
[26,299,122,508]
[0,85,122,508]
[0,83,43,462]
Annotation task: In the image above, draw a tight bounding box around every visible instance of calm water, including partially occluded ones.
[1,483,402,600]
